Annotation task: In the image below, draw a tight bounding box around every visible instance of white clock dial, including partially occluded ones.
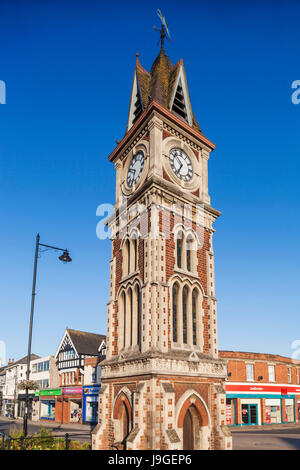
[126,151,145,188]
[169,148,193,182]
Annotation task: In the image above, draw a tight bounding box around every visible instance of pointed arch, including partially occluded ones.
[127,71,144,130]
[169,64,193,127]
[172,282,179,343]
[177,392,210,428]
[113,390,132,444]
[192,288,198,346]
[182,285,189,344]
[176,230,184,269]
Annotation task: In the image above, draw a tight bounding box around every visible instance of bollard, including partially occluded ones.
[65,433,69,450]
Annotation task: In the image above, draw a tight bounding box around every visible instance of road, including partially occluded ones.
[232,427,300,450]
[0,417,93,442]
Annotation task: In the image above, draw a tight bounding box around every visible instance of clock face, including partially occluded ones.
[169,148,193,182]
[126,151,145,188]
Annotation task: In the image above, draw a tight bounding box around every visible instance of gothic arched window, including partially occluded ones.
[182,286,188,344]
[121,291,126,349]
[192,289,198,346]
[176,231,183,269]
[186,234,193,272]
[134,238,138,272]
[128,287,133,346]
[136,285,142,351]
[127,240,131,276]
[172,283,179,342]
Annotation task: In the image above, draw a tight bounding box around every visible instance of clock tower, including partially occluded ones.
[92,27,232,451]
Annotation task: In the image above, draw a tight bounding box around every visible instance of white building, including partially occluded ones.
[1,354,59,420]
[2,354,40,418]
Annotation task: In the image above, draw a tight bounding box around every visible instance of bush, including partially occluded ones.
[3,426,91,450]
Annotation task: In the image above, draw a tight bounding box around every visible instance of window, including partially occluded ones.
[287,367,292,384]
[297,368,299,385]
[268,365,275,382]
[176,232,183,269]
[186,235,193,272]
[182,286,188,344]
[122,291,126,349]
[91,368,97,383]
[129,287,133,346]
[246,364,254,381]
[137,285,142,351]
[172,284,179,343]
[192,289,197,346]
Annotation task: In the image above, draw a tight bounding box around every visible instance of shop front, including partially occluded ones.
[17,393,35,419]
[56,387,83,424]
[226,383,300,426]
[82,386,100,424]
[4,399,15,418]
[39,388,62,421]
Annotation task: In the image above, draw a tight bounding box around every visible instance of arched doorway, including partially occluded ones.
[183,407,194,450]
[120,401,129,443]
[113,392,132,449]
[178,396,210,450]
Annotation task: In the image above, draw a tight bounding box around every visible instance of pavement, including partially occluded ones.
[0,416,94,442]
[232,424,300,450]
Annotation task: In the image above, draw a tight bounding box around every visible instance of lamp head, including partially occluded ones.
[59,250,72,263]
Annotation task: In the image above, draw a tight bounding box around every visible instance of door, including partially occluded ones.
[242,404,257,425]
[183,408,194,450]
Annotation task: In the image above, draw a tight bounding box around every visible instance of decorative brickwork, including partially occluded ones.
[92,45,232,450]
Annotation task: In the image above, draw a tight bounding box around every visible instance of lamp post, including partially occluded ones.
[23,233,72,436]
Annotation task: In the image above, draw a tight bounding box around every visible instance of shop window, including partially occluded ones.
[265,399,281,424]
[246,364,254,382]
[226,398,235,425]
[285,399,294,422]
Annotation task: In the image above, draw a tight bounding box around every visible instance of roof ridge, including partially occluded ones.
[135,53,150,76]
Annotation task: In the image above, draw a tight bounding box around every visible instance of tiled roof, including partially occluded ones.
[5,354,40,369]
[67,329,106,356]
[134,48,201,132]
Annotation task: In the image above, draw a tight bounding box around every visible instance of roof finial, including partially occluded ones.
[153,9,171,51]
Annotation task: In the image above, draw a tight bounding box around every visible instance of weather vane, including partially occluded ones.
[153,9,172,50]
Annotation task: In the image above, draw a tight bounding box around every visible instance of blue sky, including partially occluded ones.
[0,0,299,364]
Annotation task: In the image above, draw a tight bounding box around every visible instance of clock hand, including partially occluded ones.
[175,158,183,174]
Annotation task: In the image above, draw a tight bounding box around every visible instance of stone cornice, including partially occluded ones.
[108,100,215,164]
[100,351,227,380]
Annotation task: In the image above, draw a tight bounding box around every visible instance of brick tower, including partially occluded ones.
[92,27,232,451]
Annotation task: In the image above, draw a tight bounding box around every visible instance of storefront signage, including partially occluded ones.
[226,383,300,395]
[225,404,232,425]
[39,389,62,397]
[83,386,100,395]
[62,387,83,395]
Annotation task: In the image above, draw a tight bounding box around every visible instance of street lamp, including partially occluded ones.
[23,233,72,436]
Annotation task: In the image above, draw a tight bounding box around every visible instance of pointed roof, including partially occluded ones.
[66,329,106,356]
[127,48,201,132]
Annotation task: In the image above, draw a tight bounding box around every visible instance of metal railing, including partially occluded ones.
[0,431,92,450]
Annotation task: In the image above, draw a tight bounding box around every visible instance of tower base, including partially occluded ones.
[92,352,232,450]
